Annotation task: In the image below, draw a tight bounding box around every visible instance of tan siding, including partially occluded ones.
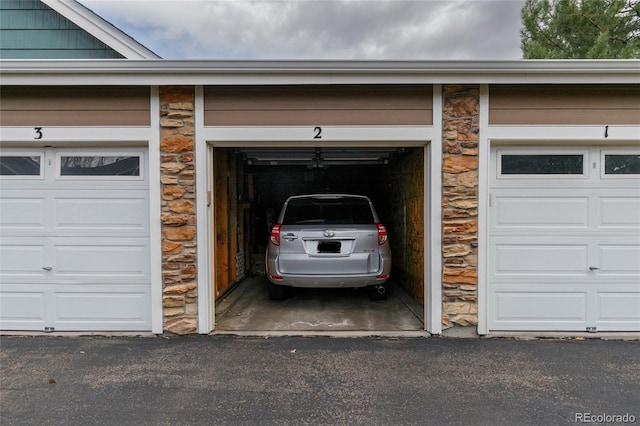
[0,86,150,126]
[489,85,640,125]
[204,85,433,126]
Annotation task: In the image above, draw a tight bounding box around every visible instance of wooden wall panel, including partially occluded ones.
[204,85,433,126]
[0,86,150,126]
[489,85,640,125]
[214,148,230,298]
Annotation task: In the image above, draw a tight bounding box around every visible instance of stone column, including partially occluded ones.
[441,85,479,328]
[159,86,198,334]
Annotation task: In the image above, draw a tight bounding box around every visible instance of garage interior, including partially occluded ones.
[211,146,427,332]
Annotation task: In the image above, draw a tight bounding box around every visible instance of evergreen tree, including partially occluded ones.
[521,0,640,58]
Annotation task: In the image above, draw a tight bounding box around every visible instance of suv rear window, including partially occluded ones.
[282,197,375,225]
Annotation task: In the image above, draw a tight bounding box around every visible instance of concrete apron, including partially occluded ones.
[213,276,428,337]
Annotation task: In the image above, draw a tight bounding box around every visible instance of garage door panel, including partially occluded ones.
[597,291,640,331]
[598,291,640,321]
[492,290,587,330]
[54,194,149,233]
[0,286,151,331]
[493,195,589,230]
[598,244,640,275]
[0,289,47,329]
[493,244,588,276]
[0,242,47,277]
[53,287,151,331]
[0,195,46,230]
[53,239,149,278]
[599,197,640,228]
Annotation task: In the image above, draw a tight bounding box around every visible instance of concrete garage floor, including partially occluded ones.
[214,275,426,336]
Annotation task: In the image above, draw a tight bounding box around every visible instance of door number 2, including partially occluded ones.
[313,126,322,139]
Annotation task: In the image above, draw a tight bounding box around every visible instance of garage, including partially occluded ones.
[202,84,433,332]
[0,147,152,331]
[488,146,640,332]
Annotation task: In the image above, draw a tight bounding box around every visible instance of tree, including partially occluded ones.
[521,0,640,58]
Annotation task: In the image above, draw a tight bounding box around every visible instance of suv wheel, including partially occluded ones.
[268,281,287,301]
[368,284,388,301]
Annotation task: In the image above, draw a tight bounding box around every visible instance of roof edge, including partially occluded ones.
[2,58,638,70]
[1,59,638,85]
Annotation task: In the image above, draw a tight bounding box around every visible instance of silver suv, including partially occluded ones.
[266,194,391,300]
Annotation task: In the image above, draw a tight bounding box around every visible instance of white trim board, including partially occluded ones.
[0,127,151,144]
[194,86,214,334]
[487,126,640,142]
[477,84,490,336]
[149,86,163,334]
[201,126,435,143]
[427,84,443,335]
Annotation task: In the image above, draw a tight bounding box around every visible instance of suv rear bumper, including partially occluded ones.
[266,253,391,288]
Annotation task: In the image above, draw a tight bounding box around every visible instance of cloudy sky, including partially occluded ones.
[78,0,527,60]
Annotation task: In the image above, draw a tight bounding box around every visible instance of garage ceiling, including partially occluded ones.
[237,147,403,167]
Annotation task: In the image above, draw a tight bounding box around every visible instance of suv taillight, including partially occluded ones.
[270,224,281,246]
[377,223,388,245]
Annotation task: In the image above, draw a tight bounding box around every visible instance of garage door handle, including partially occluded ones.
[42,266,53,271]
[589,266,600,271]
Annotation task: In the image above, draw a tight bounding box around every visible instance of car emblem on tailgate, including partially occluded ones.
[323,229,335,238]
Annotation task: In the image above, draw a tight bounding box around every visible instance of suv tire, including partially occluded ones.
[268,281,287,301]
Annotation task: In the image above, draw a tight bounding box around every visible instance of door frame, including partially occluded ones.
[198,139,437,334]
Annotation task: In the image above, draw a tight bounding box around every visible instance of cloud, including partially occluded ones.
[79,0,525,59]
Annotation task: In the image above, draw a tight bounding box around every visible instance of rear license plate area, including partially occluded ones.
[317,241,341,253]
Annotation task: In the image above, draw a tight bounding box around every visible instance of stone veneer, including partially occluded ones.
[441,85,479,327]
[159,86,198,334]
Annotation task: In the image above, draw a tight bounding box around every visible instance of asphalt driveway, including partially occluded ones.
[1,335,638,425]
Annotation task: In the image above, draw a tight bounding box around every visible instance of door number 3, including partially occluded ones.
[34,127,43,140]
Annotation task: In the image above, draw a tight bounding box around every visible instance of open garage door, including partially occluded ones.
[211,145,427,332]
[489,146,640,332]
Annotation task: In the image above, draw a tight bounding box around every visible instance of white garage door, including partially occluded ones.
[489,147,640,332]
[0,148,151,331]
